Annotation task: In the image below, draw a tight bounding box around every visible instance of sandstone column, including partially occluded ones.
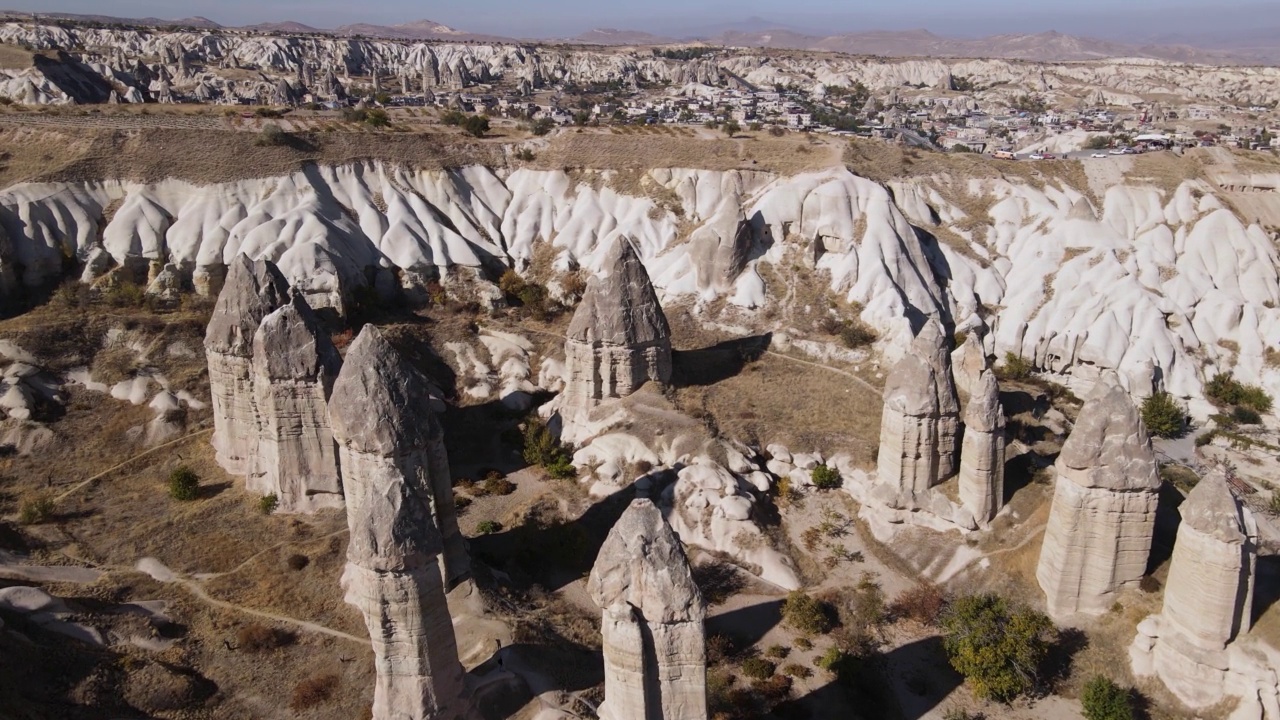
[877,320,960,492]
[959,369,1005,526]
[589,498,707,720]
[205,254,289,476]
[249,292,343,513]
[330,326,475,720]
[562,237,672,409]
[1036,384,1160,617]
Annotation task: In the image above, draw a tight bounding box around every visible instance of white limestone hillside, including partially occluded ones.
[2,162,1279,411]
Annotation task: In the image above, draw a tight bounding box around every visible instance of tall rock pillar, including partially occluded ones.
[204,254,289,476]
[330,326,475,720]
[877,320,960,493]
[959,369,1005,526]
[1036,384,1161,617]
[562,237,672,409]
[589,498,707,720]
[249,292,344,513]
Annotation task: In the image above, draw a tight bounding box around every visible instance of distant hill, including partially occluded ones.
[241,21,323,34]
[334,18,507,42]
[0,10,221,28]
[571,28,672,45]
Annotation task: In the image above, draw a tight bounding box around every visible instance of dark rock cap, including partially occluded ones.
[204,254,290,356]
[328,325,434,457]
[567,237,671,346]
[252,292,341,381]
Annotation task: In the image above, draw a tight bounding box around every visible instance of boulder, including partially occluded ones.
[1037,383,1160,617]
[589,498,707,720]
[249,292,343,513]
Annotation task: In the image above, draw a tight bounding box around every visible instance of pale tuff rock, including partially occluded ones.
[951,332,988,400]
[249,293,343,513]
[328,325,469,589]
[589,498,708,720]
[331,325,475,720]
[1037,383,1160,618]
[1163,472,1257,651]
[1129,473,1275,715]
[877,320,960,494]
[660,460,801,590]
[958,370,1005,527]
[205,254,289,476]
[562,237,672,409]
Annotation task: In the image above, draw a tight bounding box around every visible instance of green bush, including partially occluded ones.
[168,466,200,501]
[530,117,555,135]
[476,520,502,535]
[364,108,390,128]
[1195,430,1218,447]
[1206,373,1273,413]
[839,320,878,349]
[782,591,834,635]
[17,493,55,525]
[997,352,1033,381]
[941,594,1056,702]
[255,122,288,146]
[810,464,841,490]
[440,109,467,126]
[1233,405,1262,425]
[462,115,490,138]
[522,418,576,479]
[740,656,776,680]
[1081,675,1135,720]
[814,647,847,671]
[105,280,145,308]
[258,493,279,514]
[1140,392,1185,438]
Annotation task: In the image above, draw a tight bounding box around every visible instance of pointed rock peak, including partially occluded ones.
[1181,471,1249,544]
[912,318,948,357]
[205,254,289,355]
[588,498,703,623]
[965,370,1003,432]
[1059,383,1159,491]
[329,325,433,456]
[567,237,670,346]
[254,292,340,381]
[1068,198,1097,222]
[883,353,939,416]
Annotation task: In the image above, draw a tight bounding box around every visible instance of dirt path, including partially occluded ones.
[53,428,214,503]
[173,574,366,644]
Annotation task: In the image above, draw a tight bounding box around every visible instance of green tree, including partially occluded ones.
[461,115,489,138]
[811,464,841,490]
[168,466,200,501]
[364,108,390,128]
[723,120,741,137]
[1081,675,1135,720]
[781,591,834,635]
[1140,392,1186,438]
[941,594,1056,702]
[530,117,555,136]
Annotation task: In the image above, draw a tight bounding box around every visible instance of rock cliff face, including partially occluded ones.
[877,321,960,494]
[1129,472,1269,713]
[589,498,707,720]
[249,292,343,513]
[204,254,289,476]
[1036,383,1161,617]
[958,369,1005,526]
[329,325,469,589]
[330,325,475,720]
[562,237,672,409]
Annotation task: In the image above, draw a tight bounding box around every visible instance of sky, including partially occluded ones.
[6,0,1272,41]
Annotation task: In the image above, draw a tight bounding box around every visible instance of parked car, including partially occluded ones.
[1029,153,1045,160]
[1091,152,1108,158]
[1042,153,1057,160]
[1110,147,1128,155]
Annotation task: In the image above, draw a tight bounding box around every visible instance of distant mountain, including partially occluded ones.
[571,28,672,46]
[241,21,323,34]
[0,10,221,28]
[334,18,507,42]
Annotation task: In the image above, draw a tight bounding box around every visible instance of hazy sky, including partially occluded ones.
[9,0,1271,40]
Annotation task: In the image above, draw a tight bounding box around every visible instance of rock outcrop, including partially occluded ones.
[562,237,672,409]
[330,325,475,720]
[1130,472,1269,713]
[951,332,988,400]
[958,369,1005,526]
[249,292,344,513]
[589,497,707,720]
[204,254,289,476]
[1036,383,1160,617]
[877,321,960,494]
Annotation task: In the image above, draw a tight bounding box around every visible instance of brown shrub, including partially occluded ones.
[236,623,295,652]
[889,583,948,625]
[285,554,309,571]
[289,674,339,710]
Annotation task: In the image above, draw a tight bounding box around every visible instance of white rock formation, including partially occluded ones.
[562,236,672,410]
[1036,383,1161,618]
[951,331,988,400]
[958,369,1005,527]
[877,320,959,494]
[589,497,707,720]
[1128,472,1275,716]
[204,254,289,476]
[249,292,344,513]
[330,325,475,720]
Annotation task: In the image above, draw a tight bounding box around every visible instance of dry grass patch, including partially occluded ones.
[0,43,33,69]
[531,130,841,175]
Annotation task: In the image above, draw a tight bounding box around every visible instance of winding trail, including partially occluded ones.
[54,428,214,503]
[172,573,365,644]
